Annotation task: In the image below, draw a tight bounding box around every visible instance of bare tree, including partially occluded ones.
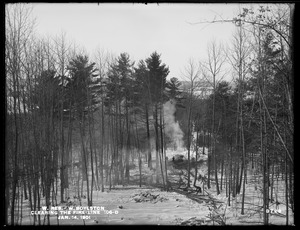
[52,31,73,203]
[182,58,201,188]
[200,40,227,195]
[93,48,113,192]
[5,3,36,225]
[227,19,252,214]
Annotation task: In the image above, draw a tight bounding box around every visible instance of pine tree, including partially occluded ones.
[65,54,99,206]
[133,60,153,168]
[145,51,169,185]
[166,77,182,101]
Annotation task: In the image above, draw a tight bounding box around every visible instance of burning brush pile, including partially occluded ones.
[131,191,168,203]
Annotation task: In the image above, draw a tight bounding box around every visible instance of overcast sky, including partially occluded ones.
[31,3,246,80]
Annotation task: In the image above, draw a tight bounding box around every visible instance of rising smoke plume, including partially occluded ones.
[163,99,184,150]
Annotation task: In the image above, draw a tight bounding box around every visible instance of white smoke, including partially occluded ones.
[163,100,208,161]
[163,99,184,150]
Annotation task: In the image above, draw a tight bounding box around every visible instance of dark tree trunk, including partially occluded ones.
[145,104,152,169]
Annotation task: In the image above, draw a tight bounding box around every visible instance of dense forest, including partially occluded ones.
[5,4,293,225]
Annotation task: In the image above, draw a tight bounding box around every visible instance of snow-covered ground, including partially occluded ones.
[15,178,293,226]
[8,145,294,226]
[186,168,294,225]
[15,186,212,225]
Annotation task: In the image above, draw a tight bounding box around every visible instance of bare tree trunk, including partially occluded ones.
[145,104,152,169]
[186,100,192,188]
[133,112,142,187]
[232,160,236,198]
[159,106,165,189]
[154,104,160,184]
[100,99,105,192]
[163,113,169,191]
[285,148,289,225]
[212,73,220,195]
[259,85,268,225]
[241,113,247,214]
[88,113,94,206]
[207,132,211,189]
[220,154,224,191]
[193,130,199,188]
[79,120,90,204]
[228,143,232,206]
[125,102,130,184]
